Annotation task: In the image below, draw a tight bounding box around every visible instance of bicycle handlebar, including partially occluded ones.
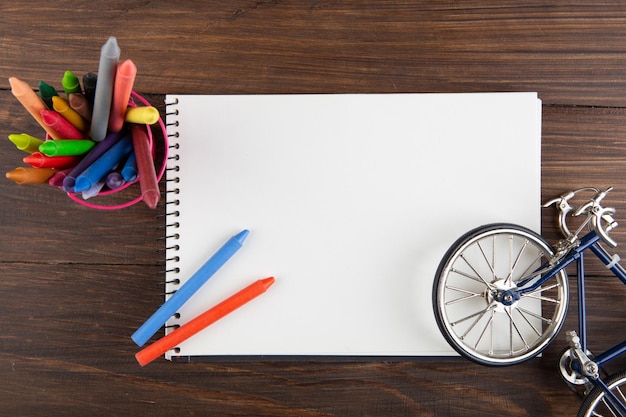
[543,186,619,247]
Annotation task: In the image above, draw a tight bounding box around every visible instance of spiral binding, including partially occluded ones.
[164,98,182,331]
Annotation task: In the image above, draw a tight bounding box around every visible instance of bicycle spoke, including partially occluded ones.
[477,239,496,280]
[450,267,487,285]
[459,305,494,341]
[444,285,483,305]
[473,309,495,353]
[459,255,494,288]
[517,306,553,324]
[516,307,542,337]
[513,252,545,284]
[505,307,529,351]
[523,282,560,299]
[599,397,618,417]
[506,237,529,286]
[450,304,494,328]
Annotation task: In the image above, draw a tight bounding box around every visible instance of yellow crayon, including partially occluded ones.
[8,77,61,139]
[8,133,45,153]
[125,106,160,125]
[52,96,88,132]
[6,167,56,184]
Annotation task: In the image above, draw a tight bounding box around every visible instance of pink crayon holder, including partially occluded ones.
[51,91,168,210]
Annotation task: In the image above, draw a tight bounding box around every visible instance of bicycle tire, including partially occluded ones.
[578,371,626,417]
[432,223,569,366]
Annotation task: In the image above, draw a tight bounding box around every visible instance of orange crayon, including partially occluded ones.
[135,277,275,366]
[6,167,56,184]
[8,77,61,140]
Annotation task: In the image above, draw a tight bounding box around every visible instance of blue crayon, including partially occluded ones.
[90,36,120,141]
[74,134,133,193]
[63,130,125,192]
[131,229,250,347]
[120,151,137,182]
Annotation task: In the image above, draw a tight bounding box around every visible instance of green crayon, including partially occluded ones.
[8,133,45,153]
[39,139,96,157]
[38,81,59,108]
[62,71,82,96]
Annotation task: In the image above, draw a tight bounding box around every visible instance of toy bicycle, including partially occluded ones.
[432,186,626,416]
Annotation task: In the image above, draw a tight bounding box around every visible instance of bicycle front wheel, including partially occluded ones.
[578,371,626,417]
[433,223,569,366]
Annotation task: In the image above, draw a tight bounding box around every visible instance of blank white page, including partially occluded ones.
[164,92,541,358]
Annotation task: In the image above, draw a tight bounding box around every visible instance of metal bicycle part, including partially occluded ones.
[432,223,569,366]
[578,371,626,417]
[559,347,594,388]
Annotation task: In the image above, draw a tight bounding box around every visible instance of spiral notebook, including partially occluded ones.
[164,92,542,361]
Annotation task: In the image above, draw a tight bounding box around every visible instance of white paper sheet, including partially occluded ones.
[164,92,541,358]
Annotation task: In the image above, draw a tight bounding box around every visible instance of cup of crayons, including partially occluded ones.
[5,36,168,210]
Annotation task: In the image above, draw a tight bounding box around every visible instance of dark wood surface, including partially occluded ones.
[2,2,626,416]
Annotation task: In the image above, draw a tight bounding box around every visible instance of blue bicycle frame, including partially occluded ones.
[511,229,626,415]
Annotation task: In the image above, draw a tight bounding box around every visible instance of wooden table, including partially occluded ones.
[2,2,626,415]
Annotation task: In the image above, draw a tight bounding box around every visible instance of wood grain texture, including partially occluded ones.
[1,1,626,416]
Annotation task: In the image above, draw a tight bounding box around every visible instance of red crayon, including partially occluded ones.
[135,277,275,366]
[40,109,84,140]
[24,152,81,169]
[131,124,160,209]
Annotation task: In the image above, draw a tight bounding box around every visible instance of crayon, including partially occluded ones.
[106,171,125,190]
[39,139,95,157]
[62,130,125,192]
[135,277,275,366]
[49,168,72,187]
[6,167,56,185]
[8,133,44,153]
[61,70,82,96]
[125,106,160,125]
[120,151,137,182]
[74,134,133,192]
[52,96,88,132]
[109,59,137,132]
[131,125,160,208]
[38,81,59,108]
[82,72,97,110]
[40,109,85,140]
[82,180,105,199]
[23,152,81,169]
[131,229,250,347]
[90,36,120,141]
[8,77,61,140]
[68,93,92,121]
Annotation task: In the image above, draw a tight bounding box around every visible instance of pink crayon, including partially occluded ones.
[40,110,84,140]
[48,168,73,187]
